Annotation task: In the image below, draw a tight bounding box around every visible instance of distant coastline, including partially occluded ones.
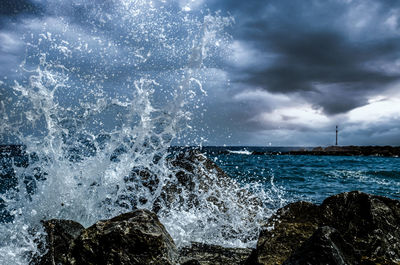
[2,145,400,157]
[278,145,400,157]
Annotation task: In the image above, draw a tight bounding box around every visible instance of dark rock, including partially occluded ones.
[246,191,400,265]
[244,201,321,265]
[181,259,202,265]
[34,209,253,265]
[69,209,178,265]
[320,191,400,262]
[153,149,263,243]
[179,242,252,265]
[123,150,263,229]
[32,219,84,265]
[171,149,262,211]
[283,226,359,265]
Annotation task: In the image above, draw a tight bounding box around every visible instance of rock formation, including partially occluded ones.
[33,191,400,265]
[179,242,252,265]
[31,219,84,265]
[246,191,400,265]
[34,209,178,265]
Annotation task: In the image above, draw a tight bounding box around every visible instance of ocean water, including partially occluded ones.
[203,147,400,203]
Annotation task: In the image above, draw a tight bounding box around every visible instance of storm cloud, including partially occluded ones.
[213,0,400,115]
[2,0,400,146]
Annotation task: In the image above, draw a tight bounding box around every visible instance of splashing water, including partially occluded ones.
[0,1,274,263]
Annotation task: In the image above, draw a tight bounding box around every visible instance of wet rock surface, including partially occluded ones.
[32,190,399,265]
[179,242,252,265]
[282,226,359,265]
[69,209,178,265]
[34,209,178,265]
[33,219,84,265]
[246,191,400,265]
[163,149,263,215]
[244,201,321,265]
[34,209,252,265]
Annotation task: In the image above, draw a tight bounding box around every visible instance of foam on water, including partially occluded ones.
[0,1,274,263]
[228,149,253,155]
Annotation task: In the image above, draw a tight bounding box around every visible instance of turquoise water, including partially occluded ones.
[209,150,400,203]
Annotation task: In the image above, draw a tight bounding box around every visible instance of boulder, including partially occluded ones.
[123,149,263,225]
[283,226,359,265]
[179,242,252,265]
[69,209,178,265]
[244,201,321,265]
[32,219,84,265]
[163,149,262,216]
[320,191,400,263]
[246,191,400,265]
[33,209,253,265]
[33,209,179,265]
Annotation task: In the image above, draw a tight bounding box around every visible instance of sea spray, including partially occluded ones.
[0,1,275,263]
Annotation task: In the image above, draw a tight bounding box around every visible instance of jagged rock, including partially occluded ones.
[145,149,263,244]
[283,226,359,265]
[179,242,252,265]
[320,191,400,263]
[32,219,84,265]
[34,209,253,265]
[244,201,321,265]
[181,259,202,265]
[246,191,400,265]
[123,149,262,225]
[164,149,262,212]
[69,209,178,265]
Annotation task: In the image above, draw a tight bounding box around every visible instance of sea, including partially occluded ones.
[204,146,400,203]
[1,1,399,263]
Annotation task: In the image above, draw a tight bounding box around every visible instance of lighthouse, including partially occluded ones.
[336,125,338,146]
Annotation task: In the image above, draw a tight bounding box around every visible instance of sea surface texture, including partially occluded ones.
[204,147,400,203]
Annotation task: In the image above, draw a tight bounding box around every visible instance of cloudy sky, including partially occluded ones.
[1,0,400,146]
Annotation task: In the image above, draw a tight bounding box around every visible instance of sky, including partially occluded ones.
[1,0,400,146]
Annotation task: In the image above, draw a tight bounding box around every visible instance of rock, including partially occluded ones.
[246,191,400,265]
[179,242,252,265]
[320,191,400,263]
[166,149,262,211]
[181,259,202,265]
[283,226,359,265]
[34,209,253,265]
[154,149,263,243]
[244,201,321,265]
[32,219,84,265]
[124,149,263,226]
[69,209,178,265]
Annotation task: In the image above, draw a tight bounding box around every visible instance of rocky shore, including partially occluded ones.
[32,190,400,265]
[8,147,397,264]
[278,145,400,157]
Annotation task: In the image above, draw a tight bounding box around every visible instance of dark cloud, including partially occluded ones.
[0,0,42,17]
[0,0,43,30]
[2,0,400,146]
[211,0,400,115]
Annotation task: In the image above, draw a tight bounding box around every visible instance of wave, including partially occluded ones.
[0,1,270,264]
[228,149,253,155]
